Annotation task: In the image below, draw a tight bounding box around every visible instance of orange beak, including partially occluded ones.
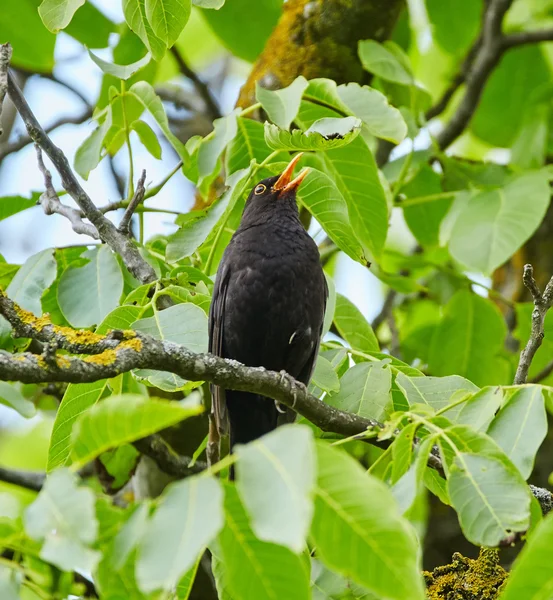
[273,153,310,195]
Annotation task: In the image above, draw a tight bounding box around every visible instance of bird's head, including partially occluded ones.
[245,153,309,207]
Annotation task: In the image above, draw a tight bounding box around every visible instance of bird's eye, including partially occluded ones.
[254,184,266,195]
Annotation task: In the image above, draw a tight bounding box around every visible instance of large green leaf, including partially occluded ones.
[71,394,203,468]
[449,171,550,275]
[428,290,508,386]
[358,40,413,85]
[47,305,143,471]
[265,117,361,152]
[448,453,531,546]
[295,169,366,264]
[472,45,552,147]
[326,361,392,422]
[226,118,277,175]
[217,485,310,600]
[256,76,309,130]
[395,373,479,418]
[0,194,38,222]
[0,0,56,72]
[198,109,240,183]
[0,382,36,418]
[64,1,116,48]
[137,475,224,592]
[235,425,315,552]
[38,0,84,32]
[499,512,553,600]
[128,81,189,160]
[123,0,166,60]
[426,0,482,57]
[333,293,378,352]
[25,469,99,572]
[487,386,547,479]
[166,167,251,262]
[145,0,191,46]
[57,246,124,328]
[202,0,282,63]
[311,443,426,599]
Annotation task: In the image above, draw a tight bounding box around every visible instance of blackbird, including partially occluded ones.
[209,153,328,450]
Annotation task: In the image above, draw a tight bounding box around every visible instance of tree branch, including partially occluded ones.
[118,169,146,235]
[514,264,553,384]
[35,145,99,239]
[502,28,553,49]
[170,47,221,122]
[0,466,45,492]
[0,44,12,137]
[6,70,156,285]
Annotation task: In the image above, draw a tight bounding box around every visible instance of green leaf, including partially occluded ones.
[74,115,112,180]
[131,120,162,159]
[472,45,551,147]
[0,382,36,418]
[64,1,116,48]
[487,386,547,479]
[38,0,84,32]
[25,469,99,572]
[428,290,508,386]
[71,394,203,468]
[145,0,191,47]
[0,248,57,342]
[327,361,392,422]
[334,293,378,352]
[235,425,315,552]
[47,306,143,471]
[449,171,551,275]
[132,303,208,391]
[395,373,479,418]
[337,83,407,144]
[226,118,279,175]
[264,117,361,152]
[217,485,311,600]
[123,0,167,61]
[358,40,413,85]
[128,81,189,160]
[454,386,503,431]
[166,167,251,262]
[202,0,282,63]
[88,49,151,80]
[0,0,55,73]
[256,76,309,130]
[198,109,240,183]
[193,0,224,6]
[57,246,124,328]
[311,443,426,599]
[499,512,553,600]
[426,0,482,56]
[0,194,38,221]
[296,168,366,264]
[511,103,549,170]
[137,475,224,592]
[448,452,531,546]
[311,356,340,393]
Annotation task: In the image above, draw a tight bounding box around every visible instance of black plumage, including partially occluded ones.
[208,154,327,449]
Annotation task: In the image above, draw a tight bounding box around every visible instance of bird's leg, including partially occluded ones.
[277,369,301,410]
[207,413,220,467]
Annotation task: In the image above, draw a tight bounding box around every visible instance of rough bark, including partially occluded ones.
[236,0,405,107]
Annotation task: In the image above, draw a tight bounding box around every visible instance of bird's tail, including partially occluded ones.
[227,391,279,450]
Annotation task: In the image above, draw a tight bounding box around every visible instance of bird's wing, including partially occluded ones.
[208,263,231,435]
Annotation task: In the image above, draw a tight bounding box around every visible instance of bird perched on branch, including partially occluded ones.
[209,153,327,452]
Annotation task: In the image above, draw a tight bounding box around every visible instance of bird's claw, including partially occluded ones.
[277,370,301,409]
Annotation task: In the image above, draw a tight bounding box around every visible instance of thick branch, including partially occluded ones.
[0,44,12,137]
[502,28,553,49]
[6,71,156,285]
[514,264,553,384]
[36,145,99,239]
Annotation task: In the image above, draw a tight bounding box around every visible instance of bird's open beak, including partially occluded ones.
[273,153,310,195]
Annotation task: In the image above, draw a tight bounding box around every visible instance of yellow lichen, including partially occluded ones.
[83,337,142,365]
[54,325,105,345]
[425,549,507,600]
[14,304,51,331]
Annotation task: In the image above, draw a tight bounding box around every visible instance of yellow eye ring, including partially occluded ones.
[254,184,266,195]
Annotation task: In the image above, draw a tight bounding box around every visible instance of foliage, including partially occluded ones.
[1,0,553,599]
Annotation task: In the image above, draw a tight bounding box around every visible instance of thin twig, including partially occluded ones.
[119,169,146,235]
[0,44,12,137]
[170,46,221,121]
[35,145,99,239]
[6,70,156,284]
[502,28,553,49]
[0,108,92,162]
[41,73,92,109]
[514,264,553,384]
[530,359,553,384]
[371,289,398,331]
[0,466,45,492]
